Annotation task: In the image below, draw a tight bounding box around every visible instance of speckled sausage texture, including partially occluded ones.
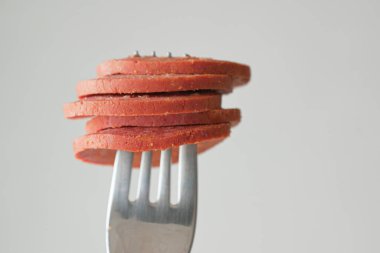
[96,56,250,87]
[64,93,222,119]
[76,74,233,98]
[74,124,230,167]
[85,109,240,133]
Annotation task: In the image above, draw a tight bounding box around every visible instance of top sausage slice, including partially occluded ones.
[96,56,250,87]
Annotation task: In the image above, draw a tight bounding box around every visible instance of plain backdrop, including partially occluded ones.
[1,0,379,252]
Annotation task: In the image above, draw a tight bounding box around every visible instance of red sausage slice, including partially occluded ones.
[76,74,233,98]
[64,93,222,119]
[96,56,250,87]
[73,123,230,166]
[75,138,225,167]
[85,109,241,133]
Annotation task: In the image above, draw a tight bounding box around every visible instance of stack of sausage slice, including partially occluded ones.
[64,55,250,167]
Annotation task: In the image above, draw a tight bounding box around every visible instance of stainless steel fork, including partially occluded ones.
[106,144,198,253]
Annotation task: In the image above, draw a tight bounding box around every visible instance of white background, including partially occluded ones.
[0,0,379,252]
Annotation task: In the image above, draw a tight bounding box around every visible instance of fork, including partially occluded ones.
[106,144,198,253]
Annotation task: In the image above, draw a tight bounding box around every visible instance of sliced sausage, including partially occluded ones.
[74,123,230,166]
[64,93,221,119]
[85,109,240,133]
[76,74,233,98]
[75,138,225,167]
[96,56,250,87]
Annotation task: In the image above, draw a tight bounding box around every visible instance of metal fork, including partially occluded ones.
[106,144,198,253]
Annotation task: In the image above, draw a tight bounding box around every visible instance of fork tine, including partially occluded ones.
[106,151,134,253]
[136,151,152,203]
[157,149,171,205]
[178,144,197,205]
[108,151,134,211]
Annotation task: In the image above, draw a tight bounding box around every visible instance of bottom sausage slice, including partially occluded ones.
[74,123,230,167]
